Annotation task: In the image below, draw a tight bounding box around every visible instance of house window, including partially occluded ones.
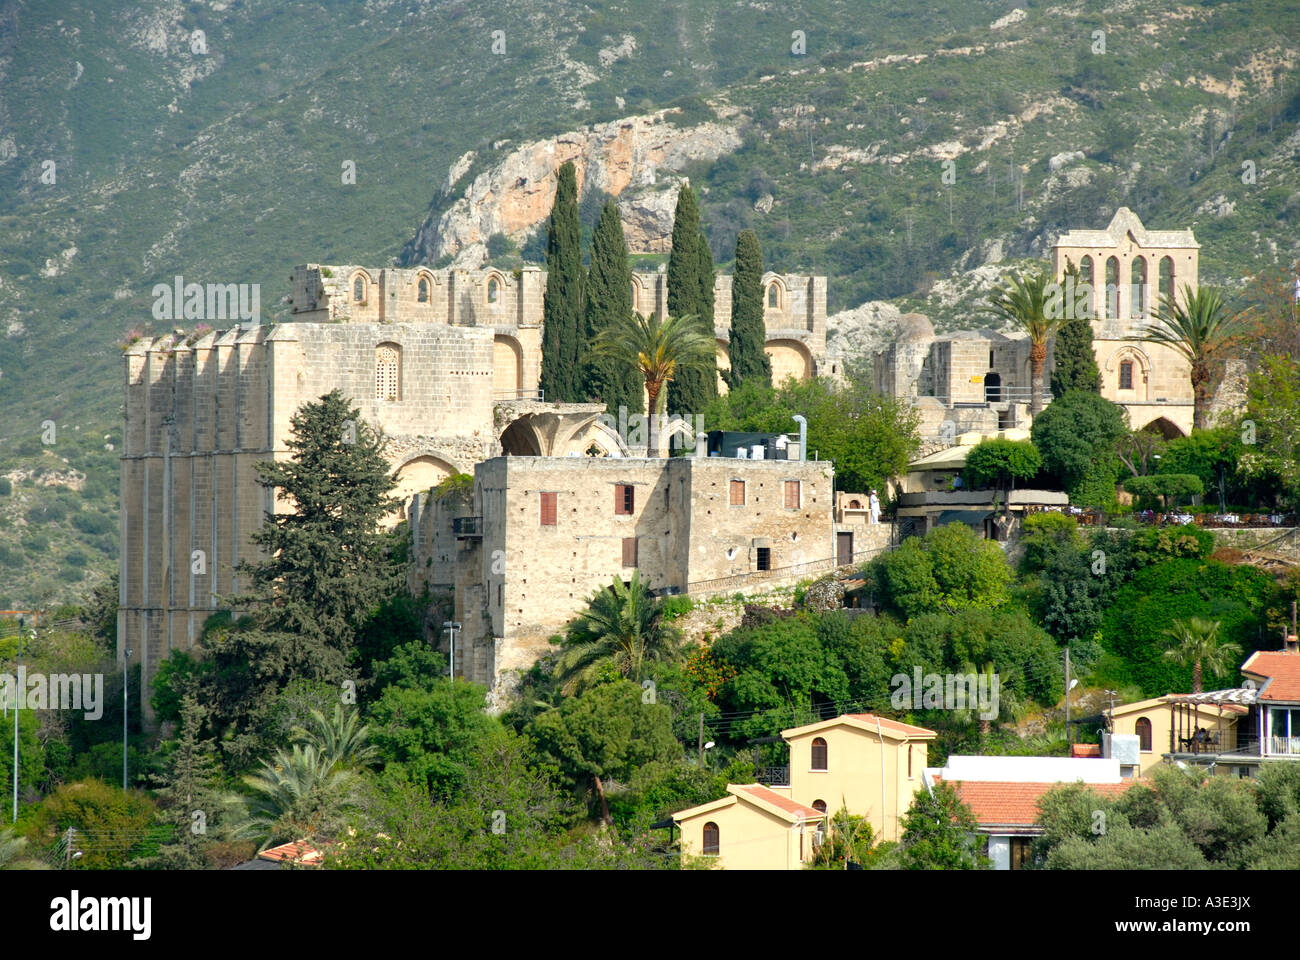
[418,277,430,303]
[702,822,719,855]
[811,737,828,771]
[615,484,634,515]
[353,275,367,302]
[729,480,745,505]
[1119,361,1134,391]
[784,480,800,510]
[622,537,638,568]
[1135,717,1152,752]
[767,283,779,308]
[540,491,557,526]
[375,343,401,401]
[756,547,771,571]
[487,277,500,304]
[812,799,827,814]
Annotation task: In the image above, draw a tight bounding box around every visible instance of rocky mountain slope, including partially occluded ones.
[1,0,1299,605]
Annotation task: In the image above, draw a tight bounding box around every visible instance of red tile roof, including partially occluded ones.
[258,840,323,865]
[842,713,937,739]
[734,784,824,820]
[1241,651,1300,702]
[952,780,1134,830]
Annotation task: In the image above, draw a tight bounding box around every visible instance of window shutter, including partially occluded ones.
[622,537,637,568]
[784,480,800,509]
[615,484,634,515]
[730,480,745,505]
[540,492,557,526]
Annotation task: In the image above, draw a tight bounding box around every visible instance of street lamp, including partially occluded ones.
[443,622,461,680]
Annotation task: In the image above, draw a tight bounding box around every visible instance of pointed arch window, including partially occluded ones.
[353,275,367,303]
[767,283,780,308]
[1159,256,1175,307]
[487,276,501,304]
[1079,256,1095,319]
[1105,257,1120,320]
[418,277,430,303]
[1131,257,1148,318]
[376,343,401,401]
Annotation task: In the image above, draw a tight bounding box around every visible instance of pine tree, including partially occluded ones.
[582,201,642,416]
[540,161,585,402]
[665,185,716,413]
[136,695,224,869]
[205,391,403,760]
[725,229,771,390]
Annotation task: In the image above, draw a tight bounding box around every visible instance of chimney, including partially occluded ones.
[1286,635,1299,654]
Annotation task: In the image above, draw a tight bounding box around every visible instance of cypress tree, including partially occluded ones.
[583,201,642,416]
[665,185,716,413]
[696,231,715,328]
[726,229,772,390]
[540,161,584,402]
[1050,260,1101,399]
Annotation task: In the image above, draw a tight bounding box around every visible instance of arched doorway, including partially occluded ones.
[984,371,1002,402]
[500,419,543,456]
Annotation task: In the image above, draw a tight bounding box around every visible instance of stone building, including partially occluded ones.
[874,208,1200,443]
[408,454,836,695]
[120,264,831,712]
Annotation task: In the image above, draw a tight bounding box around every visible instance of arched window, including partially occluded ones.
[353,275,367,303]
[767,283,780,309]
[487,277,500,304]
[811,737,828,771]
[1131,257,1147,318]
[1135,717,1152,752]
[1079,255,1095,319]
[376,343,401,401]
[418,277,430,303]
[702,821,720,855]
[812,799,827,814]
[1105,257,1120,320]
[848,499,862,509]
[1159,256,1175,307]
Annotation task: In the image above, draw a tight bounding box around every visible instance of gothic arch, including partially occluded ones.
[390,452,462,524]
[351,268,376,305]
[630,276,644,314]
[763,273,787,312]
[583,419,630,458]
[493,334,524,397]
[500,418,543,456]
[1136,415,1185,440]
[715,340,731,395]
[375,341,402,401]
[415,269,435,305]
[765,339,812,386]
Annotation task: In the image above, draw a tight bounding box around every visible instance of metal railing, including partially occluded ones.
[755,766,790,786]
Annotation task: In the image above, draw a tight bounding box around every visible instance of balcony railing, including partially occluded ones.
[755,765,790,787]
[452,516,483,540]
[493,389,545,401]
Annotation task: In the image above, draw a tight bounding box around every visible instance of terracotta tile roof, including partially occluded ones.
[734,784,824,820]
[952,780,1134,830]
[1241,651,1300,702]
[842,713,937,739]
[258,839,323,865]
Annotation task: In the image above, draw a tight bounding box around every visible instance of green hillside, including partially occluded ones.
[1,0,1298,606]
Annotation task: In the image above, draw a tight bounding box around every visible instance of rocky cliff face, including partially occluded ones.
[402,111,743,268]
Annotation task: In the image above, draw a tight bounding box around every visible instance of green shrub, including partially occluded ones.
[20,534,49,553]
[660,595,694,621]
[0,478,11,496]
[71,511,114,536]
[1124,474,1204,510]
[26,779,156,870]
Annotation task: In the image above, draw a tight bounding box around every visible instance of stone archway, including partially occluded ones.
[1138,415,1186,440]
[765,339,813,386]
[500,418,543,456]
[715,340,731,395]
[493,335,523,397]
[390,453,461,528]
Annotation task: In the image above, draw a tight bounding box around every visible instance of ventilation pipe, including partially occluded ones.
[791,415,807,462]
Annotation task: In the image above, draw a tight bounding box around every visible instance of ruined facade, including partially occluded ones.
[120,265,831,711]
[874,209,1200,442]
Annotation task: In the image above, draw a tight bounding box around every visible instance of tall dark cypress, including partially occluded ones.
[1050,261,1101,398]
[540,162,584,402]
[726,229,771,390]
[665,185,715,413]
[583,201,642,416]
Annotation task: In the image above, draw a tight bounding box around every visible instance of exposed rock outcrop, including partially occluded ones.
[403,111,743,268]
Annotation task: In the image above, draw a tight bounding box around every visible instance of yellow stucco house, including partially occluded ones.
[672,713,937,869]
[1108,696,1245,776]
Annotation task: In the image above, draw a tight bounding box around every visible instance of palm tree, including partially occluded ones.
[1161,617,1242,694]
[987,268,1061,416]
[1141,284,1244,431]
[590,312,715,456]
[553,570,681,695]
[291,705,377,771]
[232,743,362,850]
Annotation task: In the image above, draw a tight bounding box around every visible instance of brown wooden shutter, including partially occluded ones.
[615,484,634,515]
[540,491,557,526]
[730,480,745,505]
[622,536,637,568]
[784,480,800,509]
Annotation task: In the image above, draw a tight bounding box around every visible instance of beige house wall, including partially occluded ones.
[676,801,810,870]
[1110,699,1240,776]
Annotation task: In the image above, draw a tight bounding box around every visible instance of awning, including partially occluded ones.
[935,510,993,526]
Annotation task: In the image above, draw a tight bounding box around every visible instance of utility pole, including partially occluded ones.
[123,645,131,791]
[11,616,21,824]
[443,621,461,680]
[1064,647,1072,745]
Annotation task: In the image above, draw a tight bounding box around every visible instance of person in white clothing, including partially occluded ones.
[869,489,881,525]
